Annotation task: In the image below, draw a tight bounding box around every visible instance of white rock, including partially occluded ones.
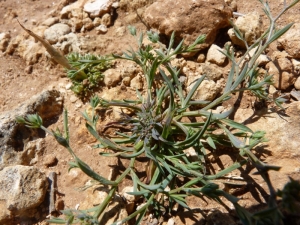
[122,186,137,202]
[84,0,112,18]
[206,44,226,66]
[44,23,71,44]
[60,0,88,18]
[95,24,108,34]
[228,12,263,48]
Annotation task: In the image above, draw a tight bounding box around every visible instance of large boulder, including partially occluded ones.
[143,0,232,48]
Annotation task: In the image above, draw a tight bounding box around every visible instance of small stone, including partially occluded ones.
[95,24,108,34]
[101,13,111,27]
[83,17,94,30]
[43,155,58,167]
[44,23,71,44]
[42,17,59,27]
[114,26,126,37]
[70,95,78,103]
[130,75,143,90]
[197,53,205,63]
[122,186,138,203]
[84,0,112,18]
[167,218,175,225]
[93,17,102,27]
[206,44,226,66]
[122,76,131,86]
[65,83,72,89]
[103,68,122,87]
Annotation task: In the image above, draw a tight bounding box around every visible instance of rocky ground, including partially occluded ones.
[0,0,300,224]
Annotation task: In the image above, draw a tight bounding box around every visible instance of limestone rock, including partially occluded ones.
[201,63,224,81]
[95,24,108,34]
[265,52,297,90]
[103,68,122,88]
[0,90,63,170]
[278,23,300,59]
[187,79,222,102]
[44,23,71,44]
[206,44,226,66]
[0,165,48,224]
[144,0,232,48]
[228,12,263,48]
[84,0,112,18]
[42,17,59,27]
[82,17,94,30]
[130,74,144,90]
[101,13,112,27]
[60,0,88,18]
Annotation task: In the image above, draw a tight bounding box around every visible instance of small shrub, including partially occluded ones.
[17,0,300,224]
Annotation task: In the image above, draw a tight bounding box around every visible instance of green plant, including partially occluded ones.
[66,53,112,97]
[16,0,300,224]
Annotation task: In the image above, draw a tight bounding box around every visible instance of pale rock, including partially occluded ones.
[130,74,144,90]
[266,61,295,90]
[294,77,300,90]
[93,17,102,27]
[206,44,226,66]
[103,68,122,88]
[55,32,83,54]
[197,53,206,63]
[19,139,44,166]
[0,165,48,224]
[120,61,139,79]
[201,63,224,81]
[19,39,44,65]
[245,47,270,66]
[84,0,112,18]
[276,57,293,72]
[228,12,263,48]
[278,23,300,58]
[144,0,232,47]
[83,17,94,30]
[44,23,71,44]
[122,186,138,202]
[81,186,128,224]
[42,17,59,27]
[101,13,112,27]
[95,24,108,34]
[122,76,131,86]
[225,0,237,11]
[187,79,222,102]
[167,218,175,225]
[69,17,83,32]
[60,0,88,18]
